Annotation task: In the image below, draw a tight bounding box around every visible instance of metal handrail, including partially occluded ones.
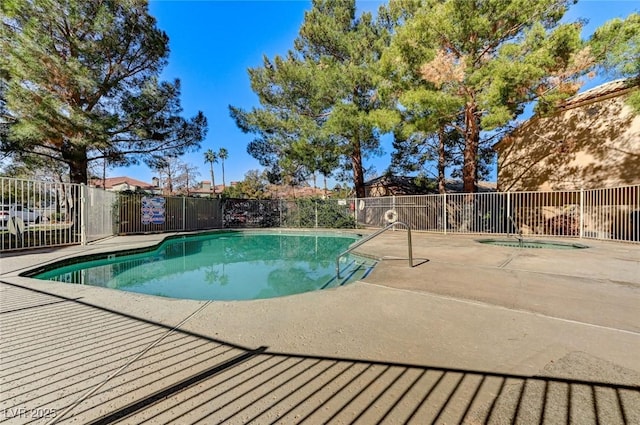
[508,215,524,246]
[336,221,413,279]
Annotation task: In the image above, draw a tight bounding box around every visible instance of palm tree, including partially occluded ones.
[218,147,229,189]
[204,149,218,195]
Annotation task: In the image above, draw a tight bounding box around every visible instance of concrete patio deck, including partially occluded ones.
[0,231,639,424]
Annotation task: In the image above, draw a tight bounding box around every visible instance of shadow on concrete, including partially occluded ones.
[1,281,638,424]
[382,258,430,268]
[412,258,430,268]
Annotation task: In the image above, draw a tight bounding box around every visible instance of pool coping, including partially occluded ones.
[3,229,639,332]
[17,228,367,279]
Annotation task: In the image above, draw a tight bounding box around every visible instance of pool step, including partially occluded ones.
[322,257,377,289]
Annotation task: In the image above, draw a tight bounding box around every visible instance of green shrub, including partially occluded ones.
[285,198,355,229]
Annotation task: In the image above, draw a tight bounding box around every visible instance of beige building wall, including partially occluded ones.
[496,86,640,191]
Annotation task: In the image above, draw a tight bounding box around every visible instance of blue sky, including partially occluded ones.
[110,0,639,187]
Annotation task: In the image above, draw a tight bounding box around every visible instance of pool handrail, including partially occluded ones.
[507,215,524,247]
[336,221,413,279]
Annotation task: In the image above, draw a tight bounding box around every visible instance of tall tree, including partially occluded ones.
[230,0,397,198]
[231,54,326,191]
[390,128,462,193]
[218,147,228,188]
[589,13,640,112]
[179,161,200,195]
[154,156,177,195]
[0,0,207,184]
[295,0,398,198]
[224,169,269,199]
[153,156,198,195]
[297,136,340,194]
[204,149,218,195]
[378,3,465,193]
[0,69,10,148]
[383,0,590,192]
[1,154,69,183]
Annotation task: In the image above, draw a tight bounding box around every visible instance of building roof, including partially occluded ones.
[495,78,639,149]
[91,176,156,190]
[560,78,637,110]
[364,175,497,195]
[189,184,224,195]
[266,185,328,198]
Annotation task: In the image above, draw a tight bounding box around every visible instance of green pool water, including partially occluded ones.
[32,231,375,301]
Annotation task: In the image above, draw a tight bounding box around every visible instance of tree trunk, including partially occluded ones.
[323,174,328,198]
[351,136,366,198]
[62,144,88,238]
[438,127,446,194]
[63,145,89,184]
[463,102,480,193]
[221,161,225,189]
[209,164,215,196]
[166,168,174,195]
[102,158,106,188]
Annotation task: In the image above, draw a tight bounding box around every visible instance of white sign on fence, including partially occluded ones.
[141,197,165,225]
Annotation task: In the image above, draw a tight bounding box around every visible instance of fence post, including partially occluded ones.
[442,192,447,235]
[506,191,511,236]
[392,195,396,231]
[354,198,358,228]
[182,196,186,231]
[580,188,585,239]
[80,183,87,246]
[221,198,226,228]
[315,199,318,228]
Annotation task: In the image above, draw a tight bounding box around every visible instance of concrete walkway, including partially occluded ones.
[0,231,639,424]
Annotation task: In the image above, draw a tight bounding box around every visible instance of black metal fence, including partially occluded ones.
[116,194,223,234]
[222,198,355,229]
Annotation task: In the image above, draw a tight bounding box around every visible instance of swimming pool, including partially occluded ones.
[30,231,376,301]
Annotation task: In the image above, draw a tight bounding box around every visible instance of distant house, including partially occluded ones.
[265,184,328,199]
[364,175,496,197]
[495,79,640,191]
[365,175,430,197]
[90,176,160,194]
[189,181,224,197]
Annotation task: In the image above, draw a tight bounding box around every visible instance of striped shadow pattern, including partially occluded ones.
[1,282,638,424]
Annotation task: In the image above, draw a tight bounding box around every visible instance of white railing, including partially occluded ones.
[583,185,639,241]
[1,178,78,251]
[85,185,118,243]
[355,185,639,243]
[1,178,119,251]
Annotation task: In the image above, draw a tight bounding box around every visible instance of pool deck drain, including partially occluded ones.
[1,231,639,424]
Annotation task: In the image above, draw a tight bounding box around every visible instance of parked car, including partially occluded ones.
[36,204,65,222]
[0,204,42,228]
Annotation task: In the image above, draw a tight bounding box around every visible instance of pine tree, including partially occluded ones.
[590,13,640,112]
[382,0,590,192]
[0,0,207,184]
[231,0,397,198]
